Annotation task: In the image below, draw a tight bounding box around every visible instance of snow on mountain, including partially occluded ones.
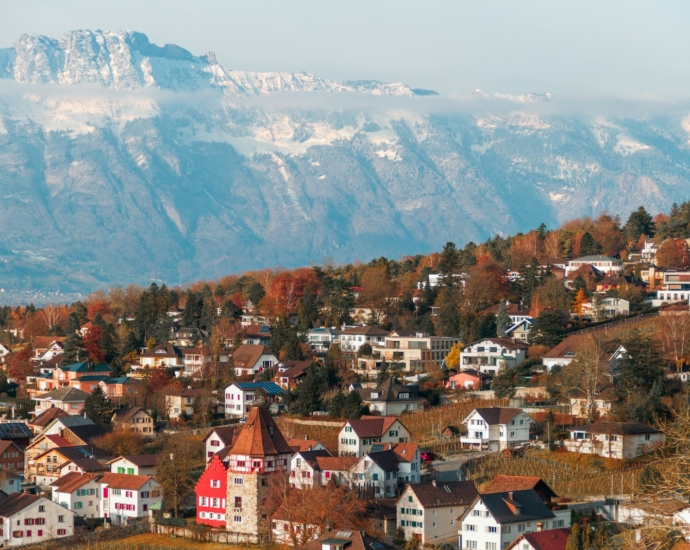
[473,89,554,102]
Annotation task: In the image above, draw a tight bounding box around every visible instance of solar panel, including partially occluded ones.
[0,423,31,438]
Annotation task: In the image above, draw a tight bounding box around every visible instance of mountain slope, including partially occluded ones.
[0,31,689,295]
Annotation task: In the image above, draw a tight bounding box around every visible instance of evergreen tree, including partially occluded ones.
[64,312,81,335]
[528,311,566,348]
[392,527,406,548]
[495,302,511,337]
[328,391,346,418]
[615,329,666,399]
[623,206,655,243]
[438,242,459,278]
[572,276,589,297]
[578,232,604,256]
[60,331,83,366]
[436,285,460,337]
[297,283,319,330]
[81,386,114,424]
[565,524,584,550]
[293,364,324,415]
[491,367,517,399]
[73,302,89,324]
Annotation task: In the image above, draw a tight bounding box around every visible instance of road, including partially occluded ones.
[426,451,487,481]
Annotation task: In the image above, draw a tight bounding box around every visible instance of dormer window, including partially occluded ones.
[371,392,379,399]
[399,393,409,399]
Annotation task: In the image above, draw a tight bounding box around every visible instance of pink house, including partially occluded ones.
[445,369,491,391]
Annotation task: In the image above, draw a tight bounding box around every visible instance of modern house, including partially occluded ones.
[336,326,390,353]
[306,327,338,353]
[460,338,528,375]
[565,256,624,277]
[461,408,533,451]
[31,387,91,416]
[224,382,284,418]
[398,481,479,546]
[564,422,664,459]
[375,332,460,373]
[338,416,412,458]
[458,489,570,550]
[357,377,426,416]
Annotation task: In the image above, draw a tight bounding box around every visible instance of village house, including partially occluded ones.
[336,326,390,353]
[270,504,321,546]
[541,334,583,371]
[398,480,479,546]
[195,454,228,528]
[31,445,110,486]
[242,325,272,346]
[100,472,162,525]
[565,422,665,459]
[287,438,327,453]
[306,327,337,353]
[99,376,140,399]
[0,441,23,477]
[350,450,400,498]
[357,377,426,416]
[38,415,93,438]
[32,337,67,363]
[0,492,74,547]
[458,489,571,550]
[31,387,91,416]
[503,319,533,343]
[595,275,645,294]
[51,472,102,518]
[569,391,614,419]
[290,449,333,489]
[27,407,70,435]
[68,375,109,393]
[460,338,528,375]
[111,407,155,435]
[490,303,533,325]
[565,255,624,277]
[108,455,161,477]
[232,345,278,377]
[222,406,293,543]
[170,326,208,347]
[578,297,630,320]
[445,370,491,391]
[204,425,238,461]
[139,344,184,370]
[275,360,310,389]
[164,387,203,419]
[461,408,533,451]
[298,529,395,550]
[224,381,284,418]
[0,423,32,449]
[58,457,109,478]
[53,362,112,385]
[506,528,572,550]
[481,476,558,504]
[0,342,11,364]
[338,416,411,458]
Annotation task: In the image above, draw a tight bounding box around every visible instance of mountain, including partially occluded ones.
[0,30,689,297]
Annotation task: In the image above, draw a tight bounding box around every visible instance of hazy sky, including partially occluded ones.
[2,1,689,97]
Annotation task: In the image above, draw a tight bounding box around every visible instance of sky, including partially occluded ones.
[1,1,690,97]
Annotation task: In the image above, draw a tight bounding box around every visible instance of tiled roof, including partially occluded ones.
[112,407,147,423]
[232,345,275,369]
[66,424,112,445]
[362,450,399,472]
[58,362,111,373]
[0,493,42,517]
[571,255,617,262]
[280,361,310,379]
[314,456,358,471]
[99,472,153,490]
[298,530,394,550]
[359,377,424,403]
[33,386,91,402]
[109,454,161,468]
[228,406,292,457]
[409,481,478,508]
[29,407,70,428]
[472,407,525,425]
[140,344,183,358]
[0,441,20,456]
[347,416,401,438]
[295,449,332,469]
[287,439,325,453]
[43,435,74,448]
[33,337,67,350]
[507,528,571,550]
[482,476,557,499]
[51,472,100,493]
[204,426,237,446]
[478,489,555,523]
[68,458,110,472]
[543,334,585,360]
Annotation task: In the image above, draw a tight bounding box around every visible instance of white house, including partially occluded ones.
[164,388,203,419]
[579,297,630,320]
[564,422,665,459]
[139,344,184,369]
[289,449,333,489]
[336,326,390,353]
[51,471,102,518]
[204,426,237,461]
[506,528,572,550]
[306,327,338,353]
[338,416,411,458]
[461,408,532,452]
[358,377,426,416]
[31,387,91,416]
[32,337,67,363]
[0,492,74,547]
[231,345,278,377]
[349,451,400,498]
[224,381,284,418]
[458,490,570,550]
[565,256,624,277]
[398,481,478,546]
[100,472,162,525]
[0,343,11,364]
[460,338,528,375]
[108,455,161,477]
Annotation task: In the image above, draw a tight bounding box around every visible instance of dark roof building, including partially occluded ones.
[481,475,557,503]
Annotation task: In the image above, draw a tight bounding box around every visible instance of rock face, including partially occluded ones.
[0,30,689,293]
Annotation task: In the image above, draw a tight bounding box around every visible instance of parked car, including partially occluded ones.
[420,451,436,462]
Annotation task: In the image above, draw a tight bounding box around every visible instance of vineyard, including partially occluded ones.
[461,452,646,499]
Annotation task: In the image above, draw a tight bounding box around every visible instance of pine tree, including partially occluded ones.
[392,527,406,548]
[565,524,583,550]
[491,367,517,399]
[81,386,115,424]
[60,331,83,366]
[528,311,566,348]
[578,232,604,257]
[438,242,459,278]
[293,364,324,416]
[495,302,512,337]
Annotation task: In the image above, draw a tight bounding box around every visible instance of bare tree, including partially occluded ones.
[562,334,610,420]
[40,305,66,331]
[657,311,690,372]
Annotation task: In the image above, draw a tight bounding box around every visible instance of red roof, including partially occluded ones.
[227,406,292,457]
[43,435,74,448]
[507,528,571,550]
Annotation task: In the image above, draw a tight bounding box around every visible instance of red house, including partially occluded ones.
[194,454,228,527]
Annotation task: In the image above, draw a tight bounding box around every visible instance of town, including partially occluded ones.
[0,205,689,549]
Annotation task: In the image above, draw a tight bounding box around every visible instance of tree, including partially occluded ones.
[392,526,406,548]
[528,311,565,348]
[578,232,604,257]
[572,288,587,316]
[404,536,420,550]
[93,428,146,456]
[495,302,511,337]
[192,390,216,427]
[656,238,690,268]
[566,523,584,550]
[564,335,609,421]
[438,242,459,277]
[157,434,202,517]
[293,364,324,416]
[491,367,517,399]
[8,347,33,381]
[81,387,114,424]
[445,342,462,370]
[60,331,83,366]
[615,329,666,401]
[623,206,655,245]
[658,311,690,371]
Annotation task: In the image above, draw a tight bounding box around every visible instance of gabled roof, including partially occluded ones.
[314,456,358,472]
[58,362,111,373]
[288,438,325,453]
[112,407,150,423]
[66,424,112,445]
[203,426,238,446]
[74,375,109,382]
[227,406,292,457]
[44,445,110,462]
[477,489,555,523]
[99,472,153,490]
[481,476,557,500]
[0,441,21,456]
[0,493,43,517]
[298,530,395,550]
[464,337,529,350]
[102,376,137,385]
[232,345,276,369]
[230,381,284,396]
[543,334,584,360]
[109,454,161,468]
[51,416,94,429]
[408,481,478,508]
[581,421,661,436]
[280,361,310,379]
[32,386,91,402]
[33,337,67,351]
[359,377,425,404]
[165,387,202,398]
[295,449,332,469]
[67,458,110,472]
[50,471,100,493]
[361,450,400,472]
[244,324,272,338]
[42,434,74,448]
[507,528,572,550]
[469,407,526,426]
[140,343,183,358]
[30,407,70,428]
[346,416,402,438]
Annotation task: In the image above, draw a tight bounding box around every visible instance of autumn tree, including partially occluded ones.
[157,434,203,517]
[445,342,462,370]
[563,335,609,420]
[572,289,587,316]
[93,428,146,456]
[657,311,690,371]
[656,238,690,268]
[8,347,33,382]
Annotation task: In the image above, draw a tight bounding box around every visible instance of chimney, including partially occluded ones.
[305,435,309,440]
[537,522,543,532]
[508,491,514,500]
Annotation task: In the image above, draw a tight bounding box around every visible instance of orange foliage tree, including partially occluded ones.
[8,347,33,381]
[656,239,690,268]
[260,268,320,318]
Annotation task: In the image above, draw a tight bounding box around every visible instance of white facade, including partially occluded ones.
[338,419,411,458]
[399,486,469,546]
[349,455,398,498]
[336,328,389,353]
[460,339,527,375]
[566,256,624,277]
[101,477,162,525]
[565,427,665,459]
[461,409,532,452]
[109,457,157,477]
[52,478,101,518]
[0,496,74,547]
[306,328,337,353]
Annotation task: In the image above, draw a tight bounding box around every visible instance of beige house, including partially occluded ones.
[378,331,460,373]
[164,388,203,419]
[398,481,478,545]
[565,422,665,459]
[111,407,155,435]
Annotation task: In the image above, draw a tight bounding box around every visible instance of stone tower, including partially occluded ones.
[225,405,292,543]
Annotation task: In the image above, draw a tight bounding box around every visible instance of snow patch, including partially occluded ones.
[614,134,650,156]
[375,149,401,161]
[318,175,326,180]
[549,192,566,202]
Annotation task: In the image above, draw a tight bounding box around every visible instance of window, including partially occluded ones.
[141,491,149,498]
[518,524,525,532]
[73,502,83,509]
[487,526,497,533]
[466,542,477,549]
[233,515,242,523]
[473,510,481,516]
[486,544,497,550]
[58,516,64,523]
[38,506,45,513]
[234,497,242,509]
[210,479,220,488]
[127,468,135,475]
[57,529,67,536]
[465,524,476,531]
[234,477,243,485]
